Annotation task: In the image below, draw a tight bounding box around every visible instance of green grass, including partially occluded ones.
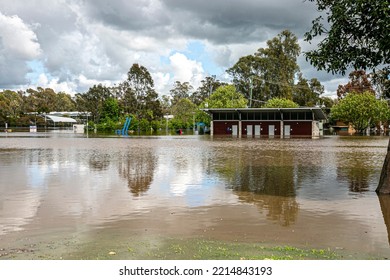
[5,236,383,260]
[64,238,341,260]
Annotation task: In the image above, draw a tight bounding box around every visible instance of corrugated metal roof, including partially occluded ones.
[202,107,327,120]
[44,115,77,123]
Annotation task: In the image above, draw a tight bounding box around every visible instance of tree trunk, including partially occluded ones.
[377,138,390,194]
[378,195,390,245]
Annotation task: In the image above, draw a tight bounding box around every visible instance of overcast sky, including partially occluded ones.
[0,0,347,97]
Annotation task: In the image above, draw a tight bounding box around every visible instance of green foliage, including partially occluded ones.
[0,90,23,123]
[202,85,248,108]
[116,63,162,121]
[101,98,119,121]
[75,84,112,123]
[96,118,121,132]
[171,98,197,129]
[190,76,226,106]
[264,98,299,108]
[227,30,301,104]
[305,0,390,74]
[170,81,193,106]
[227,54,264,104]
[293,75,324,106]
[330,92,390,133]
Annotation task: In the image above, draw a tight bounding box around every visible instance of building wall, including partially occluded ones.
[212,120,316,138]
[241,121,281,137]
[213,121,239,135]
[284,121,312,137]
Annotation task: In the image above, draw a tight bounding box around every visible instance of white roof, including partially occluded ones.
[45,115,77,123]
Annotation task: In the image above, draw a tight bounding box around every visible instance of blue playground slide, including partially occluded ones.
[115,117,132,135]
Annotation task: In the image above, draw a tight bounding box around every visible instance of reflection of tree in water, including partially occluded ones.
[88,150,111,171]
[215,149,299,226]
[118,151,156,196]
[336,153,374,192]
[378,195,390,245]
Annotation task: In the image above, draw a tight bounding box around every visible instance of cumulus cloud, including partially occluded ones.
[0,0,344,96]
[169,53,204,88]
[36,73,76,94]
[0,11,41,87]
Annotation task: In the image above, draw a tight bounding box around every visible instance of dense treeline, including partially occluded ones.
[0,30,352,132]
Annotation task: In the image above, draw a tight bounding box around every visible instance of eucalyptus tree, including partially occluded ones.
[75,84,112,123]
[227,30,301,105]
[293,75,324,106]
[169,81,193,106]
[191,76,226,106]
[226,55,265,105]
[0,90,23,124]
[256,30,301,100]
[117,63,162,121]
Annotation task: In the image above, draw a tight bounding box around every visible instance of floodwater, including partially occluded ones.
[1,132,390,259]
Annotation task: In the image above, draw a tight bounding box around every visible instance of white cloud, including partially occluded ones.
[152,72,171,94]
[0,0,346,97]
[36,73,76,94]
[169,52,204,89]
[0,11,42,86]
[0,12,41,59]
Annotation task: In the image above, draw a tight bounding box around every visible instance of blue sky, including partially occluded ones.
[0,0,346,97]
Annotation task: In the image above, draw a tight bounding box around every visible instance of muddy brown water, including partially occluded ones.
[1,132,390,259]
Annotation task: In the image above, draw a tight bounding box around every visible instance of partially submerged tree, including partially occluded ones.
[304,0,390,194]
[330,92,390,133]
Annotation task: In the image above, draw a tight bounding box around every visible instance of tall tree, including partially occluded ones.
[227,30,301,105]
[256,30,301,100]
[171,98,197,129]
[117,64,162,121]
[226,55,265,105]
[336,70,375,99]
[305,0,390,194]
[25,87,57,114]
[191,76,226,106]
[75,84,112,123]
[169,81,193,106]
[0,90,23,124]
[293,75,324,106]
[55,92,76,112]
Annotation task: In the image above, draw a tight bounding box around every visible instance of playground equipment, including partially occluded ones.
[115,117,132,135]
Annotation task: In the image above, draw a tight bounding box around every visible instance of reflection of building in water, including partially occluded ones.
[215,148,300,226]
[118,151,157,196]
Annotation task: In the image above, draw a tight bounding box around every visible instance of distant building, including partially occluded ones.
[202,108,327,138]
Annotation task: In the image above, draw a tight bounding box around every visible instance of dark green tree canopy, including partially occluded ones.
[169,81,193,106]
[330,92,390,133]
[305,0,390,74]
[227,30,301,104]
